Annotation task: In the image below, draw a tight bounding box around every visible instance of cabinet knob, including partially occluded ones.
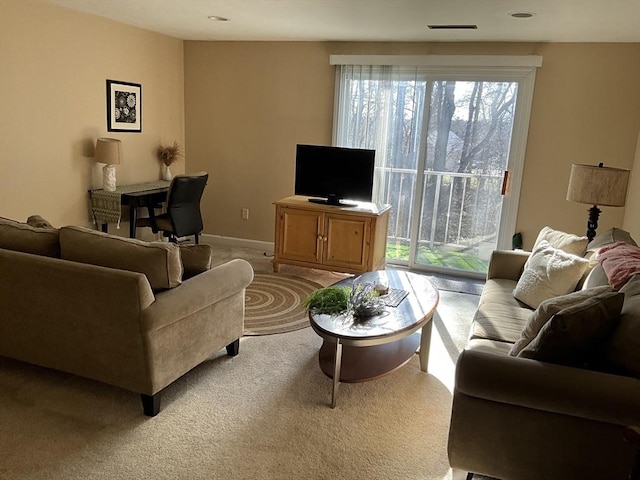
[317,234,323,240]
[323,236,328,242]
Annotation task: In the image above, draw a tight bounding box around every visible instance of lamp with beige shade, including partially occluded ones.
[566,162,631,242]
[95,137,122,192]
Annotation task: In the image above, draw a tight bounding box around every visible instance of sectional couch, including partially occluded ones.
[0,216,254,416]
[448,227,640,479]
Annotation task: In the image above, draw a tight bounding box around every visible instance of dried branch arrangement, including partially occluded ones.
[348,281,386,317]
[156,141,183,166]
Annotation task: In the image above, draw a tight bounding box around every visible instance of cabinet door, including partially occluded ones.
[278,207,323,263]
[323,213,371,270]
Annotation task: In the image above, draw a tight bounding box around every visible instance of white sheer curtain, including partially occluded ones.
[333,65,427,205]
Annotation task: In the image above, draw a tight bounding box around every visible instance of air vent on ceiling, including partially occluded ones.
[427,25,478,30]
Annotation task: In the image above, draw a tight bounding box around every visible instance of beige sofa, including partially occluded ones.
[0,217,254,416]
[448,228,640,480]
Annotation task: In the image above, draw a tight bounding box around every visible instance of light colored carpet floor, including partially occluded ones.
[0,246,482,480]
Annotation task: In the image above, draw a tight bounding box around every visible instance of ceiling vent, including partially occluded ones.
[427,25,478,30]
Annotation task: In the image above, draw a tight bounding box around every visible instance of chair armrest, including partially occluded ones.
[486,249,530,281]
[141,258,254,332]
[455,349,640,427]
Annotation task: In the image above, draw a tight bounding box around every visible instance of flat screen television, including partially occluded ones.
[294,144,376,206]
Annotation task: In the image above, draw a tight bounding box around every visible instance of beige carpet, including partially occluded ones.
[0,246,481,480]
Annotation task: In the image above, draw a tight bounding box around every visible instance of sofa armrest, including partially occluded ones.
[455,349,640,427]
[486,249,530,281]
[141,258,254,332]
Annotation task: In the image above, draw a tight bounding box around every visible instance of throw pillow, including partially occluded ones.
[580,264,610,290]
[509,285,613,356]
[598,275,640,378]
[179,244,213,279]
[513,240,590,308]
[59,225,183,290]
[530,226,589,257]
[597,241,640,290]
[516,292,624,367]
[26,215,54,229]
[587,227,638,252]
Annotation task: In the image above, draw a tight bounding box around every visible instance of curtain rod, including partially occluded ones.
[329,55,543,67]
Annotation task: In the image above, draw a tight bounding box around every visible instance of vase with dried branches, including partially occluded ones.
[157,141,183,181]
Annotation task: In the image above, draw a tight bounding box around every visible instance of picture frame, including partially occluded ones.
[106,80,142,132]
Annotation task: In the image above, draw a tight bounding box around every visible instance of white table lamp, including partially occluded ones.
[95,138,122,192]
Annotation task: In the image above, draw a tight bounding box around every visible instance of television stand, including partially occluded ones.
[273,196,390,275]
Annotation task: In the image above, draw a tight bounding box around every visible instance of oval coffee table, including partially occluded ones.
[309,268,439,408]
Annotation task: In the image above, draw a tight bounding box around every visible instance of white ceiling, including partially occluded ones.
[46,0,640,43]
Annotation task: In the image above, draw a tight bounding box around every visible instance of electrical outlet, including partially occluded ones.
[241,208,249,220]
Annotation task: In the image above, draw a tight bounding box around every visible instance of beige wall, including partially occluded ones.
[0,0,184,229]
[185,41,640,248]
[184,42,335,242]
[1,2,638,247]
[522,43,640,248]
[623,129,640,240]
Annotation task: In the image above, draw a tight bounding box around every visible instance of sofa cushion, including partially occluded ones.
[179,244,213,279]
[479,278,526,307]
[467,338,514,356]
[59,225,182,290]
[516,292,624,367]
[472,278,532,343]
[599,275,640,378]
[509,286,613,356]
[596,241,640,290]
[530,226,589,257]
[0,216,60,257]
[513,240,590,308]
[472,302,532,344]
[587,227,637,252]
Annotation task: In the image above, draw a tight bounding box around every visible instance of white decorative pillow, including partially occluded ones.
[531,226,589,257]
[513,240,590,308]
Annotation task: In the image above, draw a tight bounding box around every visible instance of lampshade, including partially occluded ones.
[566,163,630,207]
[95,138,122,165]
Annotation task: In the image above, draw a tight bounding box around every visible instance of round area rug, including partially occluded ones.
[244,273,323,335]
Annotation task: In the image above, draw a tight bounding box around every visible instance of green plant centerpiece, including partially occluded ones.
[303,286,351,316]
[304,277,386,319]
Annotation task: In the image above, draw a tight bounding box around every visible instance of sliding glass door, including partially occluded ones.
[413,80,516,273]
[334,57,539,276]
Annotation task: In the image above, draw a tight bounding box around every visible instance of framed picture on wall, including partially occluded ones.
[106,80,142,132]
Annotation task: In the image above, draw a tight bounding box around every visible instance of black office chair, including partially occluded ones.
[136,172,208,244]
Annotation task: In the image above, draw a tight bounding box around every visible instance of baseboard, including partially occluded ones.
[201,234,274,254]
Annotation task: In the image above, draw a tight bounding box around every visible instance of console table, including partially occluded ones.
[273,196,390,274]
[89,181,171,238]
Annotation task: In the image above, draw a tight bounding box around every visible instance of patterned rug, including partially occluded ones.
[244,273,323,335]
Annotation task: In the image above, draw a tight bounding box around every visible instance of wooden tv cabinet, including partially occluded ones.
[273,196,391,275]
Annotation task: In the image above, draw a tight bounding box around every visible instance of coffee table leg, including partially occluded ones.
[331,340,343,408]
[419,317,433,372]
